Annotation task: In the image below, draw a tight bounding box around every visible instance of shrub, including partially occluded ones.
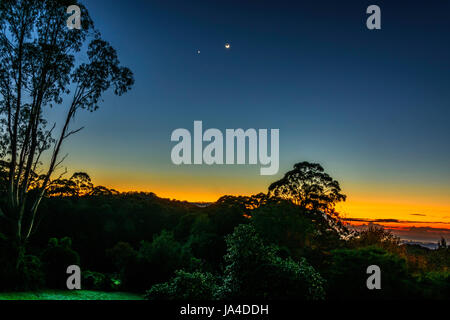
[326,246,416,299]
[18,255,45,290]
[416,271,450,299]
[82,271,107,290]
[220,224,325,300]
[0,235,18,291]
[145,270,219,300]
[121,230,200,292]
[106,241,137,273]
[41,237,80,289]
[0,235,44,291]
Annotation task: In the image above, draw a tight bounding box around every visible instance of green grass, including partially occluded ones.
[0,290,144,300]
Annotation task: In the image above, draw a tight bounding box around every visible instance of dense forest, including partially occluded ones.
[0,162,448,300]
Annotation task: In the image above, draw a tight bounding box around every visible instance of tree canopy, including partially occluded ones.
[0,0,134,249]
[268,161,346,214]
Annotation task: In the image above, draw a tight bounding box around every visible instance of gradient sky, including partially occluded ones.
[50,0,450,230]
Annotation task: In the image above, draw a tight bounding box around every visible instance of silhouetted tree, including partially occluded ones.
[438,237,447,249]
[0,0,133,268]
[70,172,93,196]
[46,178,77,197]
[268,162,346,214]
[90,185,119,196]
[350,224,404,256]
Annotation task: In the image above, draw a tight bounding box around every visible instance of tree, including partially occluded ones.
[0,0,134,267]
[350,224,404,256]
[41,237,80,289]
[268,162,346,214]
[438,237,447,250]
[122,230,200,292]
[43,172,93,197]
[45,177,77,197]
[70,172,93,196]
[106,241,137,274]
[220,224,325,300]
[326,246,416,300]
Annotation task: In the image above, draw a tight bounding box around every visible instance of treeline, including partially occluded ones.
[0,191,448,299]
[0,163,449,299]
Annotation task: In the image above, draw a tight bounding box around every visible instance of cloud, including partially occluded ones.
[345,219,450,243]
[344,218,399,223]
[343,218,450,225]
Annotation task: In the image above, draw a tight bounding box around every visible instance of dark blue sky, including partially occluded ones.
[60,0,450,219]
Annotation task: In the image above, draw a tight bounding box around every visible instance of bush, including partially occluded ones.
[326,246,416,299]
[121,230,200,292]
[106,241,137,273]
[82,270,121,291]
[145,270,219,300]
[220,224,325,300]
[416,271,450,299]
[18,255,45,290]
[41,237,80,289]
[0,235,44,291]
[0,235,18,291]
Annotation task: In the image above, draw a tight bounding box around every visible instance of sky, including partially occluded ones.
[51,0,450,238]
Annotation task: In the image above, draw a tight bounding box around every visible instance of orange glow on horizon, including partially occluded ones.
[336,197,450,226]
[115,187,229,202]
[346,220,450,231]
[84,171,450,231]
[108,185,450,229]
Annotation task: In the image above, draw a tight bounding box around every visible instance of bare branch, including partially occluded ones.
[53,154,69,172]
[63,126,84,139]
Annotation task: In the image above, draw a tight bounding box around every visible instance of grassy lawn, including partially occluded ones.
[0,290,144,300]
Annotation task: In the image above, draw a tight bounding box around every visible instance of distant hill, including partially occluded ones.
[190,202,213,208]
[402,240,438,250]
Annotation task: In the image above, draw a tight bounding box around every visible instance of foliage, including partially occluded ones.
[0,234,44,290]
[220,224,325,300]
[350,224,405,255]
[106,241,137,273]
[428,245,450,272]
[121,230,200,292]
[438,237,447,249]
[82,271,120,291]
[145,270,219,301]
[18,254,45,290]
[268,162,346,214]
[0,0,133,264]
[326,246,417,299]
[0,159,446,299]
[41,237,80,289]
[415,271,450,299]
[46,172,94,197]
[0,234,18,290]
[0,186,445,299]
